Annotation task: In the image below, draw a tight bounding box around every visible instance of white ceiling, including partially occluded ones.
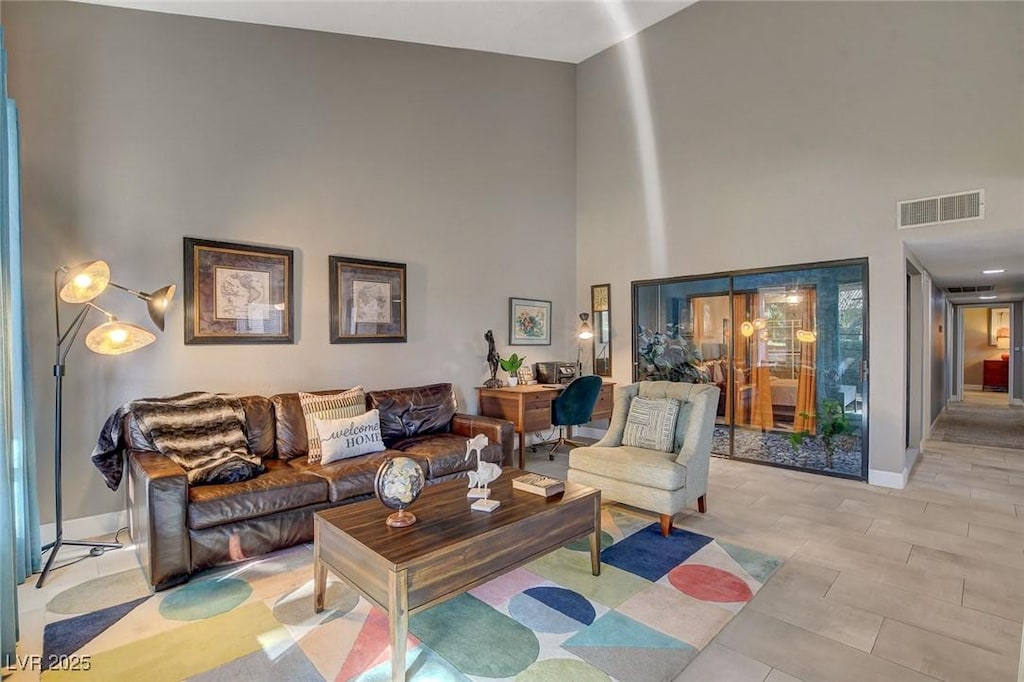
[73,0,698,64]
[905,228,1024,304]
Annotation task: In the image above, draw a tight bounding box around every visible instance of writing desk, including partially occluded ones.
[477,382,615,468]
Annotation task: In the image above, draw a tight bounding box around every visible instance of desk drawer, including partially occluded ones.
[591,386,614,421]
[523,395,553,432]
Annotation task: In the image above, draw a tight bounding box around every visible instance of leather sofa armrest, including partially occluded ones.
[451,414,514,467]
[127,450,190,591]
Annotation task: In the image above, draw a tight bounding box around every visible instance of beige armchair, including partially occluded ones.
[567,381,720,536]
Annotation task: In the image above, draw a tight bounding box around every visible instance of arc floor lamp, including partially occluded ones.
[37,259,174,588]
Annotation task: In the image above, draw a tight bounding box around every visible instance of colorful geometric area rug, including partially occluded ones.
[41,507,781,681]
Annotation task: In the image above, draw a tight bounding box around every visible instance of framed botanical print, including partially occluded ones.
[989,307,1010,346]
[329,256,407,343]
[509,297,551,346]
[183,238,294,344]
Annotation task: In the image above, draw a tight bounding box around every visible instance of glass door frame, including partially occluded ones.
[631,257,869,482]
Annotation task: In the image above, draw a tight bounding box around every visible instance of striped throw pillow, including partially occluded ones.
[300,387,366,464]
[622,396,680,453]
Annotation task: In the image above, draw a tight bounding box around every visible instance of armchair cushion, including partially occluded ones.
[569,445,686,491]
[623,396,680,452]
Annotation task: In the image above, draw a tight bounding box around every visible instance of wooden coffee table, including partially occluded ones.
[313,469,601,682]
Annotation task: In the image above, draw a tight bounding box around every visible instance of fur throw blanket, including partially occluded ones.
[92,392,265,489]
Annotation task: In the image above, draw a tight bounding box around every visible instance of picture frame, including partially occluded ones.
[329,256,407,343]
[509,297,551,346]
[183,237,294,344]
[989,307,1010,346]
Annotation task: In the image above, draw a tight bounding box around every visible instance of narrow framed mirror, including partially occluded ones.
[591,283,611,376]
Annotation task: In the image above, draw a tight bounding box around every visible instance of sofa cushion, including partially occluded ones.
[623,396,680,453]
[239,395,276,459]
[187,459,328,530]
[367,383,456,446]
[300,387,367,464]
[288,450,397,503]
[270,389,351,460]
[316,409,386,464]
[568,445,686,491]
[391,433,503,478]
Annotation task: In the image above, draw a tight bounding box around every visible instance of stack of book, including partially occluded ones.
[512,473,565,497]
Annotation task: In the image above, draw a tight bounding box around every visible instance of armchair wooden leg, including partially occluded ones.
[697,494,707,513]
[659,514,673,537]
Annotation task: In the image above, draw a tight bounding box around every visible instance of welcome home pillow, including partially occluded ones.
[315,409,386,465]
[300,387,366,464]
[622,396,681,453]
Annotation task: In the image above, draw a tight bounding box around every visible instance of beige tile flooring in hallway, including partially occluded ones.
[14,438,1024,681]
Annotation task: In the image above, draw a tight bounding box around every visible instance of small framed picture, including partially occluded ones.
[509,297,551,346]
[330,256,407,343]
[183,238,294,344]
[989,307,1010,346]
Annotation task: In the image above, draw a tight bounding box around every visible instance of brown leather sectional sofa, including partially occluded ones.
[125,383,512,590]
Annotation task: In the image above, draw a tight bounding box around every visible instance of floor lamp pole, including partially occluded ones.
[37,282,121,589]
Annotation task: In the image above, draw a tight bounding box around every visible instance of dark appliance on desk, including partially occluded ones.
[535,362,578,385]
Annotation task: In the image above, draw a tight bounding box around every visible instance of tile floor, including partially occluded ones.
[12,436,1024,681]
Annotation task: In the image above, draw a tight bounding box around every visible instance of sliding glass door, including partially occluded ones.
[633,259,868,479]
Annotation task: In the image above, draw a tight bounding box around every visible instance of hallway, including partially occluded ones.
[931,393,1024,451]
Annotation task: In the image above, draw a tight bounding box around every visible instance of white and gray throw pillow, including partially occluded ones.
[622,396,681,453]
[315,409,386,464]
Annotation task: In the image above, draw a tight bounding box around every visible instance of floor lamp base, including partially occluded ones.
[36,537,123,588]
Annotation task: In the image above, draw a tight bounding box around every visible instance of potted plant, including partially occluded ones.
[499,353,526,386]
[788,398,852,469]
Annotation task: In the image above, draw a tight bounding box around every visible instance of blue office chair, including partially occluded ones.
[535,374,603,460]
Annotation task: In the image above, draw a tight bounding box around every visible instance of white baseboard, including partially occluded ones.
[964,384,983,391]
[1012,398,1023,407]
[41,510,127,546]
[868,467,908,489]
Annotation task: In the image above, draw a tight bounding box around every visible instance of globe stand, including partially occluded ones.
[386,509,417,528]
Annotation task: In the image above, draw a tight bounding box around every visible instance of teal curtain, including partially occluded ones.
[0,26,41,667]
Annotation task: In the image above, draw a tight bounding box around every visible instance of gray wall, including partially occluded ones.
[7,2,578,523]
[577,1,1024,480]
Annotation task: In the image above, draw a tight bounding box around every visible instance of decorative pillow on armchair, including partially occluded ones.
[622,396,680,453]
[300,387,366,464]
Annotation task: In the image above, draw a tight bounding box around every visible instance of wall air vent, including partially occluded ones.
[897,189,984,229]
[946,285,994,294]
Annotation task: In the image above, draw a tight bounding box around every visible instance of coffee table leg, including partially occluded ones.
[313,523,326,613]
[590,494,601,576]
[388,569,409,682]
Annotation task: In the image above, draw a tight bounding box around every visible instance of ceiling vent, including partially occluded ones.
[897,189,984,229]
[946,285,994,294]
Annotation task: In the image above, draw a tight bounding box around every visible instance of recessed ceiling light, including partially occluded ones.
[982,269,1005,274]
[979,295,998,300]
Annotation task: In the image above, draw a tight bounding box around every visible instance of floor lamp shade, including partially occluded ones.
[85,319,156,355]
[59,260,110,303]
[578,313,594,340]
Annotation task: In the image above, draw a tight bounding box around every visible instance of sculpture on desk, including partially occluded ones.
[465,434,501,497]
[483,329,504,388]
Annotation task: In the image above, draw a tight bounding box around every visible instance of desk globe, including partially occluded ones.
[374,456,425,527]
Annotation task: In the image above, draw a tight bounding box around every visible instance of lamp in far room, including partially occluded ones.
[577,313,594,373]
[997,333,1010,361]
[38,260,174,588]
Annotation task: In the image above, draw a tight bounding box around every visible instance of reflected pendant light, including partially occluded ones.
[59,260,111,303]
[85,319,156,355]
[752,317,767,330]
[796,329,817,343]
[740,321,755,337]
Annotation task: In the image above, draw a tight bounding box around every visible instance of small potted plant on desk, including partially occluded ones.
[499,353,526,387]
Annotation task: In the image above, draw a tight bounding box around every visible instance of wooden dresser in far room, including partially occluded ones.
[983,358,1009,392]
